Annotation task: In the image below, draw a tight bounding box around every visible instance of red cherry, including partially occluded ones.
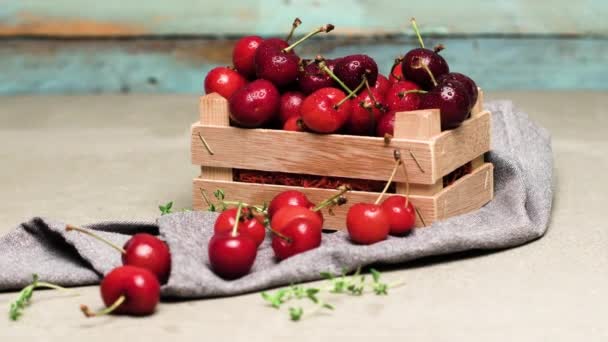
[268,190,314,218]
[272,218,322,261]
[374,74,391,96]
[204,67,247,100]
[232,35,263,79]
[279,91,306,124]
[81,265,160,317]
[346,203,390,245]
[228,79,280,128]
[208,232,257,280]
[381,195,416,235]
[283,116,305,132]
[213,208,266,247]
[122,234,171,284]
[384,80,422,112]
[346,89,386,136]
[389,63,405,83]
[300,87,351,134]
[271,206,323,233]
[376,110,397,137]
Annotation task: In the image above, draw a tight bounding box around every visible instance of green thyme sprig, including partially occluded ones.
[158,201,191,215]
[9,274,73,321]
[261,267,397,321]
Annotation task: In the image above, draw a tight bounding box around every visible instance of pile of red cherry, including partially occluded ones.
[207,150,415,280]
[204,18,479,136]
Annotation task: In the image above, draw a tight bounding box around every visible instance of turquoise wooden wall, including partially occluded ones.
[1,0,607,93]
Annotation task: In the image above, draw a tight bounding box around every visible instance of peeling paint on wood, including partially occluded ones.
[1,37,606,94]
[1,0,607,36]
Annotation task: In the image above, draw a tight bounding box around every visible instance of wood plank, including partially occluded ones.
[470,89,486,167]
[197,93,232,181]
[1,38,607,95]
[435,163,494,220]
[192,178,437,230]
[191,124,437,184]
[432,111,492,178]
[2,0,606,36]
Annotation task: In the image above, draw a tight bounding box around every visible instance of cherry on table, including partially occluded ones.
[279,91,306,124]
[333,54,379,91]
[232,35,263,79]
[208,204,258,279]
[381,195,416,235]
[271,218,322,261]
[66,225,171,284]
[80,265,160,317]
[213,207,266,247]
[228,79,280,128]
[300,87,351,134]
[204,66,247,100]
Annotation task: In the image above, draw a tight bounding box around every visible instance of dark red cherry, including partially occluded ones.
[384,80,422,112]
[436,72,478,106]
[232,35,264,79]
[300,87,351,134]
[334,54,378,91]
[204,67,247,99]
[402,48,449,90]
[229,79,280,128]
[420,79,472,130]
[271,218,322,261]
[298,59,339,95]
[279,91,306,124]
[376,110,397,137]
[381,195,416,236]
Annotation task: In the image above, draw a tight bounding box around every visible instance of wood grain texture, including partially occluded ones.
[432,111,492,178]
[1,38,607,94]
[435,163,494,220]
[191,124,437,184]
[2,0,607,36]
[198,93,232,181]
[192,178,436,230]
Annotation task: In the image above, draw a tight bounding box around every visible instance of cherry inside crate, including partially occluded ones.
[191,90,493,230]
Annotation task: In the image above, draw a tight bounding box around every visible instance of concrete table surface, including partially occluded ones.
[0,92,606,341]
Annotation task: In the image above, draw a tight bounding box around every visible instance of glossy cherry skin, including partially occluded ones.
[208,232,257,279]
[402,48,449,90]
[268,190,315,218]
[272,218,322,261]
[271,206,324,232]
[298,59,339,95]
[437,72,478,107]
[213,208,266,247]
[381,195,416,235]
[376,110,397,137]
[204,67,247,100]
[346,89,385,136]
[229,79,280,128]
[122,234,171,284]
[283,116,305,132]
[100,266,160,316]
[389,63,405,83]
[420,79,472,130]
[300,87,351,134]
[373,74,391,96]
[232,35,263,79]
[254,40,299,88]
[384,80,422,112]
[279,91,306,124]
[346,203,390,245]
[334,54,378,90]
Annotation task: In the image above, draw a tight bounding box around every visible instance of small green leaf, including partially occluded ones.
[370,268,381,283]
[322,303,335,310]
[289,307,303,321]
[320,271,334,280]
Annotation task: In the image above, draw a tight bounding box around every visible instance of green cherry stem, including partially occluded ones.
[374,150,404,205]
[316,56,355,96]
[80,295,126,318]
[398,89,428,98]
[312,185,350,212]
[65,225,126,254]
[283,24,334,53]
[334,77,366,109]
[410,17,425,49]
[285,17,302,42]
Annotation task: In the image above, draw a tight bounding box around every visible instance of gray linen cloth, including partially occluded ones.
[0,101,553,297]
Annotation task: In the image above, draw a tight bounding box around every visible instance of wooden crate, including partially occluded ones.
[191,90,493,229]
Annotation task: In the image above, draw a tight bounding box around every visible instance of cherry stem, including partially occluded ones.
[312,185,350,212]
[413,59,437,87]
[334,77,366,109]
[434,44,445,53]
[267,226,292,243]
[410,18,425,49]
[221,200,266,213]
[390,56,404,81]
[316,56,355,96]
[398,89,428,98]
[285,17,302,42]
[65,224,126,254]
[283,24,334,53]
[80,295,126,318]
[232,202,243,237]
[374,150,403,205]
